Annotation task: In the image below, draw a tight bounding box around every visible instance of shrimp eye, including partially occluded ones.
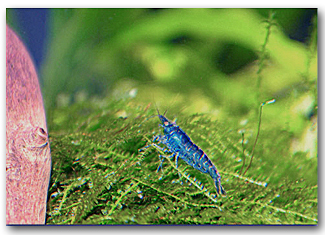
[164,121,169,126]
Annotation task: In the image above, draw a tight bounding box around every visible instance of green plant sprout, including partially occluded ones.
[256,11,277,107]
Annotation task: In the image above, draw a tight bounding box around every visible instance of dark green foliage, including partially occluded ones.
[46,98,317,225]
[32,8,317,126]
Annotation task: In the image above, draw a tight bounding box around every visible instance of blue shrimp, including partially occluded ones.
[143,110,226,196]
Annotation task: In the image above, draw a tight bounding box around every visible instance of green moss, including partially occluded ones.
[46,97,317,225]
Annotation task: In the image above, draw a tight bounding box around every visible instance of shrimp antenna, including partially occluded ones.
[152,95,161,117]
[138,94,159,127]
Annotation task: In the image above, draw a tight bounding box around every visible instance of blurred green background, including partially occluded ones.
[6,8,317,158]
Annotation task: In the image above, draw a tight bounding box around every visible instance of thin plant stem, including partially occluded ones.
[243,99,275,176]
[239,132,246,175]
[256,11,276,112]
